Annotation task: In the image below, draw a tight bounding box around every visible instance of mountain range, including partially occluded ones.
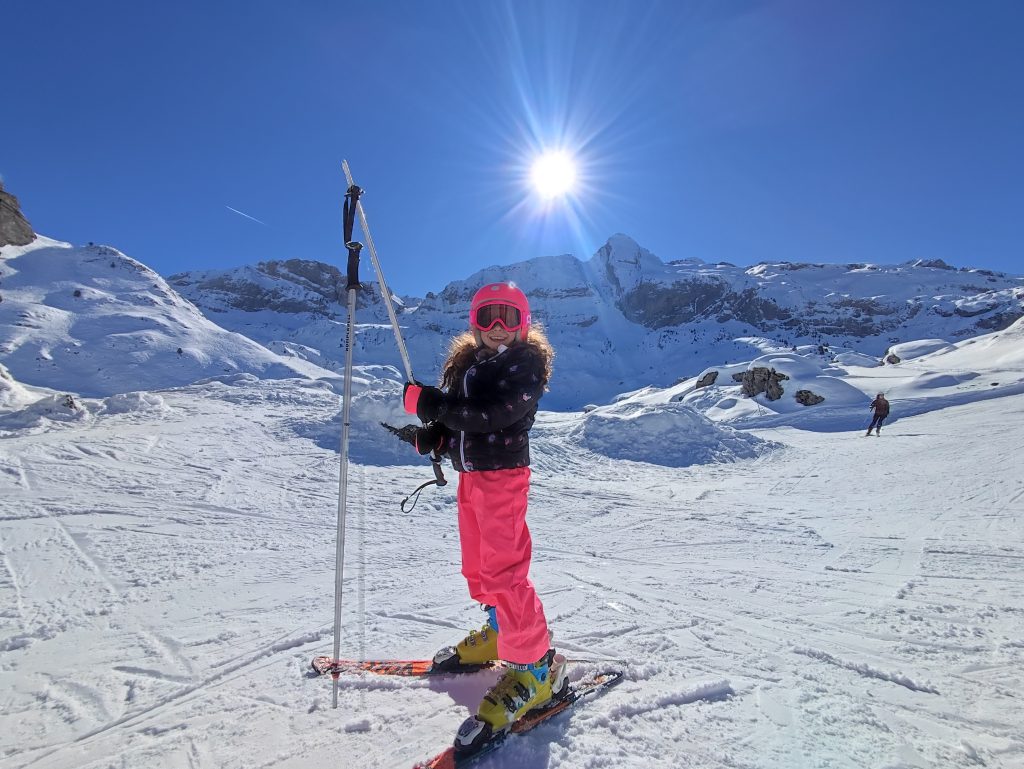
[2,203,1022,408]
[168,233,1023,407]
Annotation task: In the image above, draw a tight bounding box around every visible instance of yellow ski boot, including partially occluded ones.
[432,606,499,672]
[455,651,568,752]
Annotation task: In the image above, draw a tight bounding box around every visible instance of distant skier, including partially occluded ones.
[866,392,890,436]
[400,282,565,748]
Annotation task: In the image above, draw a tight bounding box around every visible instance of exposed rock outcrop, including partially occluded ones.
[695,370,719,388]
[795,389,825,406]
[733,367,789,400]
[0,182,36,247]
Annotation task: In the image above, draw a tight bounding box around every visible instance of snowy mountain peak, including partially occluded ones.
[589,233,664,297]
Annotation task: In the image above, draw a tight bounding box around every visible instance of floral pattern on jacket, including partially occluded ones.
[435,343,545,472]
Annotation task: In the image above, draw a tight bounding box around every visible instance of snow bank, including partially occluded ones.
[569,400,771,467]
[927,316,1024,369]
[0,363,39,411]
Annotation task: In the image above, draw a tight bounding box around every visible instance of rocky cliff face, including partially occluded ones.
[0,183,36,247]
[169,259,394,320]
[610,258,1023,341]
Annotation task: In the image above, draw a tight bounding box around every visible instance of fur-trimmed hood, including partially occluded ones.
[441,325,555,392]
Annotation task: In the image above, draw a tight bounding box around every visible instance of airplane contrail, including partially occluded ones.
[225,205,268,226]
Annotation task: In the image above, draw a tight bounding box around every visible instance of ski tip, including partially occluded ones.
[414,747,456,769]
[579,669,625,689]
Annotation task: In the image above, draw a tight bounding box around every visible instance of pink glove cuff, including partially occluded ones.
[404,384,422,415]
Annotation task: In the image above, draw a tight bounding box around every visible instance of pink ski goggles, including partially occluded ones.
[471,302,526,332]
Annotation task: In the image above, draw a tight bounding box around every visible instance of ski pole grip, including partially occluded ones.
[345,241,362,290]
[343,183,363,290]
[430,453,447,486]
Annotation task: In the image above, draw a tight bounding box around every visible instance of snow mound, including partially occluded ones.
[0,392,91,435]
[570,401,772,467]
[745,353,867,413]
[928,317,1024,369]
[101,391,170,416]
[887,339,956,361]
[750,352,823,379]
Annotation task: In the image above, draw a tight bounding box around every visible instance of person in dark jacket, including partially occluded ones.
[401,282,564,744]
[867,392,890,436]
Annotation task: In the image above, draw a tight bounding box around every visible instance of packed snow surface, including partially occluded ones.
[2,368,1023,768]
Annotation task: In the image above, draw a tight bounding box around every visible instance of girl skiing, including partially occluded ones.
[401,282,566,747]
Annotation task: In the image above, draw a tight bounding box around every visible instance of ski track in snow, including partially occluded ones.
[0,381,1022,768]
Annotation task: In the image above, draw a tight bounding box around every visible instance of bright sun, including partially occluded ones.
[530,151,577,199]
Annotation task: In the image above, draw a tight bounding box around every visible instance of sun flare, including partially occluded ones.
[530,151,577,199]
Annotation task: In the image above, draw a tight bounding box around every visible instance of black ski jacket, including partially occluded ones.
[435,343,546,473]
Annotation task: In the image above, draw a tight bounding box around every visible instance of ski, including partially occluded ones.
[310,654,621,678]
[414,670,624,769]
[310,655,493,677]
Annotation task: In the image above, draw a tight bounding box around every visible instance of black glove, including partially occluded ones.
[381,422,418,446]
[413,423,446,455]
[381,422,447,456]
[403,381,445,423]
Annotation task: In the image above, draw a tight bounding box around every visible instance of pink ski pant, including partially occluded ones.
[457,467,550,665]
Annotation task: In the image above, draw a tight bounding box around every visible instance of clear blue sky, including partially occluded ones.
[3,0,1023,294]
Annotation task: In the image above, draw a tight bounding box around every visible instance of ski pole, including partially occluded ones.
[341,160,446,490]
[330,183,363,709]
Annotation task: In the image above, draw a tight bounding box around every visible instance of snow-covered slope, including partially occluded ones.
[0,238,335,396]
[603,316,1024,436]
[2,371,1022,768]
[171,234,1024,408]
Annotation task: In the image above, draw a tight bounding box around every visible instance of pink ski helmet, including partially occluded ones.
[470,282,531,339]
